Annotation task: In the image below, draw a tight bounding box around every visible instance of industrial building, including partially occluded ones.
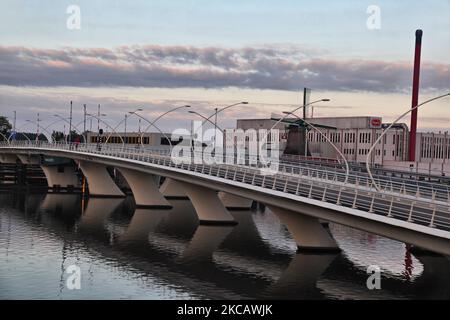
[235,115,450,176]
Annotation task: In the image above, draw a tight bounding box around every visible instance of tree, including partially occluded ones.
[0,116,12,141]
[52,130,65,142]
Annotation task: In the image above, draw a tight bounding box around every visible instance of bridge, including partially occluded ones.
[1,140,449,256]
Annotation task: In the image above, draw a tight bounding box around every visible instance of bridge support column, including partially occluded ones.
[178,181,237,225]
[117,168,172,209]
[41,165,80,188]
[78,161,125,197]
[219,192,253,210]
[160,178,188,199]
[268,205,340,253]
[0,154,18,163]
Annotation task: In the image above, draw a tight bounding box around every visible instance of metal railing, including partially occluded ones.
[1,141,450,233]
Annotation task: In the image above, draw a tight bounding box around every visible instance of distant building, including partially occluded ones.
[86,131,175,147]
[234,115,450,176]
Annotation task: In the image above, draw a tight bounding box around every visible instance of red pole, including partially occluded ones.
[409,29,423,161]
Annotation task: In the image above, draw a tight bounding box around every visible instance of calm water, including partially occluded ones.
[0,191,449,300]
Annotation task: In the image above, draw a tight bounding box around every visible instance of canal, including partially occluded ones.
[1,191,449,299]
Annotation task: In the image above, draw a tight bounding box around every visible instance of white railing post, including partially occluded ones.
[368,193,375,213]
[387,196,394,217]
[336,186,342,205]
[352,189,358,209]
[322,185,327,202]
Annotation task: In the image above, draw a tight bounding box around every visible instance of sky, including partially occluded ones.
[0,0,449,134]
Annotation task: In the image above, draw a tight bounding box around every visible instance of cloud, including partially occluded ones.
[0,45,449,93]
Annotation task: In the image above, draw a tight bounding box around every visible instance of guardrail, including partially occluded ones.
[1,141,450,232]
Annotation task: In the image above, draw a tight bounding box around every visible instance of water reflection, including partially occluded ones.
[0,191,449,300]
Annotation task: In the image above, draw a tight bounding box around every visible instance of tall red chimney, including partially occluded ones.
[409,29,423,161]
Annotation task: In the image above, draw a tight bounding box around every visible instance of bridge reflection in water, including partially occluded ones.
[0,191,449,300]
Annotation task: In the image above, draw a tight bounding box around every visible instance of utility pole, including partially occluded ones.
[138,117,141,144]
[124,114,128,144]
[36,113,40,141]
[303,88,311,156]
[83,104,87,143]
[97,104,100,144]
[69,101,73,142]
[13,111,16,141]
[214,107,218,149]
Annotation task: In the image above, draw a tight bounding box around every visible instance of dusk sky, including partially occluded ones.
[1,0,449,133]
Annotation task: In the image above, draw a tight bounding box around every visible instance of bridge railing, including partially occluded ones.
[2,140,450,203]
[2,141,450,232]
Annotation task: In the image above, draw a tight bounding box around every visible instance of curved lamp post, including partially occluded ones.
[188,110,225,151]
[0,132,10,144]
[44,118,76,144]
[7,122,32,142]
[86,113,125,146]
[139,105,191,150]
[283,111,349,184]
[105,108,143,144]
[188,110,225,135]
[258,99,330,164]
[269,99,330,133]
[200,102,248,129]
[53,114,87,143]
[25,119,53,142]
[366,92,450,192]
[192,102,248,140]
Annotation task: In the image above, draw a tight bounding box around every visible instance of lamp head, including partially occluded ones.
[321,99,330,102]
[241,101,249,104]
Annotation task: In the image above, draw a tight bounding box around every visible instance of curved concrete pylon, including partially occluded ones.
[160,178,188,199]
[119,208,169,243]
[78,161,125,197]
[219,192,253,210]
[41,165,80,188]
[16,154,40,165]
[79,197,124,230]
[267,205,340,253]
[117,168,172,208]
[0,154,18,163]
[178,181,237,225]
[178,225,234,263]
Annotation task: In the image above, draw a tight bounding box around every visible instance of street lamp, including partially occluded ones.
[260,99,330,160]
[85,113,124,146]
[53,114,86,143]
[25,119,53,143]
[269,99,330,133]
[189,110,225,150]
[104,108,143,144]
[282,111,349,184]
[366,92,450,192]
[139,105,191,150]
[193,102,248,139]
[188,110,224,133]
[7,122,32,142]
